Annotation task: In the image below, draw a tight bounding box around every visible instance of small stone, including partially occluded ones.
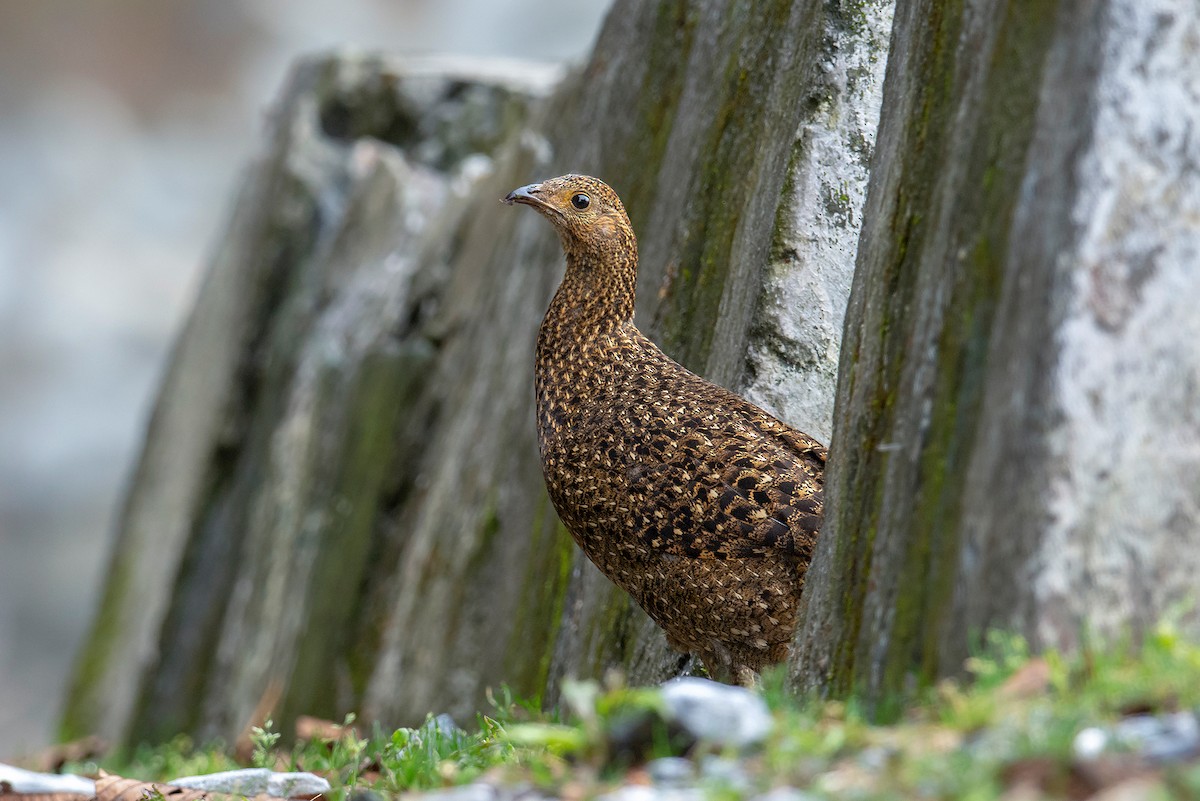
[1074,712,1200,765]
[660,678,774,748]
[1074,727,1109,760]
[698,755,751,792]
[169,768,331,797]
[645,757,695,788]
[0,763,96,796]
[1112,711,1200,763]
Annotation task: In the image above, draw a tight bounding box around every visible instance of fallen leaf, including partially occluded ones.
[1000,659,1052,700]
[0,784,90,801]
[294,717,350,743]
[94,772,282,801]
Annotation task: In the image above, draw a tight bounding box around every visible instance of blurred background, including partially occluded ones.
[0,0,611,757]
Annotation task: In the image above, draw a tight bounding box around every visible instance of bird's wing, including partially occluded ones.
[613,330,825,563]
[622,397,824,564]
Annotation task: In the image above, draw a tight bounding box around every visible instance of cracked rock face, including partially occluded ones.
[743,0,893,445]
[792,0,1200,700]
[1036,0,1200,650]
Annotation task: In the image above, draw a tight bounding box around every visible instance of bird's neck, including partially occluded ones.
[543,243,638,338]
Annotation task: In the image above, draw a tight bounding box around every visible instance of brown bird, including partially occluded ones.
[504,174,826,682]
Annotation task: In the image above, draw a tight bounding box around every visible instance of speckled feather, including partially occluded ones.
[504,174,826,679]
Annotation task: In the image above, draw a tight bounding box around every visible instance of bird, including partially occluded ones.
[503,174,826,683]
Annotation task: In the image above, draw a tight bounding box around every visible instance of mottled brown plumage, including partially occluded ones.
[503,174,826,681]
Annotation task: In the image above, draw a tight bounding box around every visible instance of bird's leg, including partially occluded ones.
[734,664,761,689]
[700,641,735,684]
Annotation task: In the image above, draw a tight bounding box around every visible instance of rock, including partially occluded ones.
[1073,727,1109,761]
[0,763,95,797]
[743,0,892,444]
[645,757,695,788]
[169,768,331,798]
[791,0,1200,701]
[1073,712,1200,765]
[61,50,561,745]
[697,755,752,792]
[660,678,773,749]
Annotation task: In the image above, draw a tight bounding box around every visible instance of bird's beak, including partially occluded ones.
[502,182,548,209]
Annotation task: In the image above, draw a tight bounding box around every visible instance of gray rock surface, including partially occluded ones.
[63,53,562,744]
[660,678,773,749]
[645,757,695,788]
[0,763,96,796]
[1074,712,1200,765]
[791,0,1200,701]
[743,0,893,443]
[169,768,332,798]
[0,2,609,759]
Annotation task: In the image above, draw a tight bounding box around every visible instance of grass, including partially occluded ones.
[64,622,1200,799]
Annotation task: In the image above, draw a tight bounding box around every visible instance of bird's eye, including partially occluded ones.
[571,193,590,210]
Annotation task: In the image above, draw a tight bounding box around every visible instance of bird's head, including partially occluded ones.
[502,174,633,259]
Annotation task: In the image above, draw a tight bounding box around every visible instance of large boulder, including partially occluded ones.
[792,0,1200,707]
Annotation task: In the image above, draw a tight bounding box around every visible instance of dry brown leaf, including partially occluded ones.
[0,783,91,801]
[94,772,279,801]
[999,658,1052,700]
[623,768,650,786]
[294,717,348,744]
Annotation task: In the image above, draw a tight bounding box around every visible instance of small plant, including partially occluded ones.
[249,719,282,769]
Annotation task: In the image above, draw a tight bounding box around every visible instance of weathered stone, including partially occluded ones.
[645,757,695,788]
[62,53,559,745]
[660,678,773,749]
[169,768,331,798]
[0,763,96,797]
[743,0,893,443]
[1074,712,1200,765]
[791,0,1200,705]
